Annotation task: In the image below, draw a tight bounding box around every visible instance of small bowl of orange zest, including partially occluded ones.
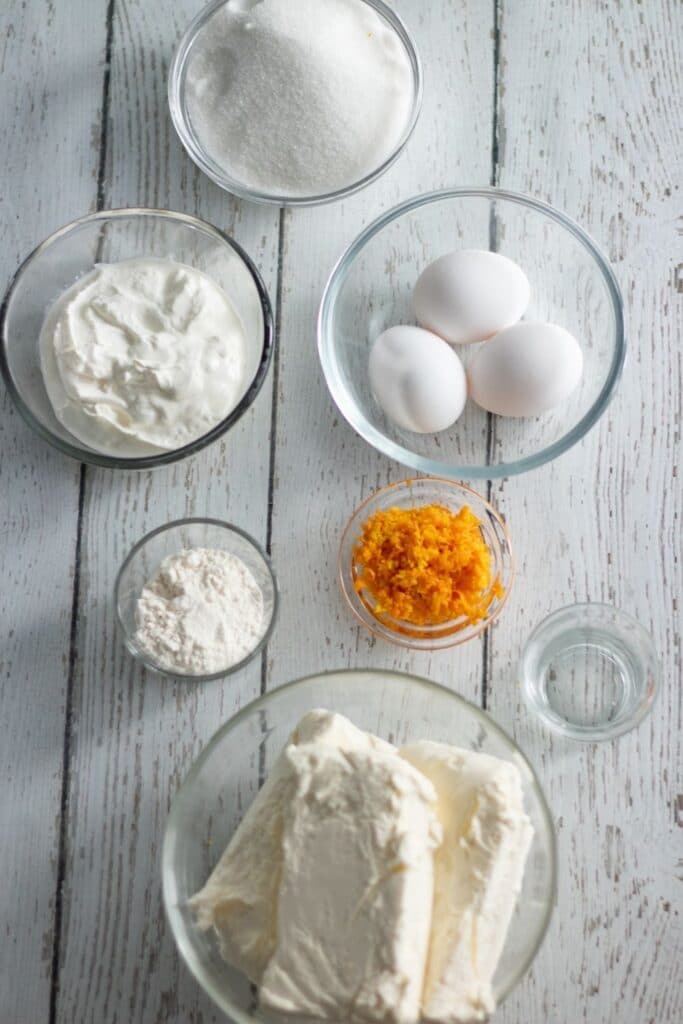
[339,477,513,649]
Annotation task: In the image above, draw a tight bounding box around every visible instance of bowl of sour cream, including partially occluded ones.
[0,208,274,468]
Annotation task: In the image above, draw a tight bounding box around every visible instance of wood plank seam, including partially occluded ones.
[47,1,116,1020]
[482,0,502,712]
[261,207,286,698]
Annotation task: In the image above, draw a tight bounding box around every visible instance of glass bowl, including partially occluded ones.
[115,518,278,680]
[338,476,514,650]
[318,187,625,479]
[0,209,274,468]
[163,669,557,1021]
[520,602,659,741]
[168,0,423,207]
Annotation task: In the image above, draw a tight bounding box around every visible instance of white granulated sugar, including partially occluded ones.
[134,547,265,676]
[185,0,414,196]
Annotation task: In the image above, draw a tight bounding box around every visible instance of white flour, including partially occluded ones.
[134,547,265,675]
[185,0,414,196]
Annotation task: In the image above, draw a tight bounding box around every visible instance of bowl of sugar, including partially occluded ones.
[169,0,422,206]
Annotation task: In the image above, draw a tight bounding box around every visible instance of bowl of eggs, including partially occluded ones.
[318,187,625,479]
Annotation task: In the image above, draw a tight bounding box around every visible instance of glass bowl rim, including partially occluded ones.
[167,0,423,208]
[338,475,515,649]
[519,600,660,741]
[114,516,279,680]
[0,207,275,469]
[162,666,558,1018]
[317,185,626,479]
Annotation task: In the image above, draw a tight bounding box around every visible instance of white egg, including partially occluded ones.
[369,325,467,434]
[468,321,583,417]
[413,249,530,345]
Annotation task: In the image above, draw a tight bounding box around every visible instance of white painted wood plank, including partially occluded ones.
[0,2,108,1020]
[489,2,683,1022]
[53,2,280,1021]
[265,0,495,700]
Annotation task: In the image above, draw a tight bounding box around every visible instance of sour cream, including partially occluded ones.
[39,258,248,456]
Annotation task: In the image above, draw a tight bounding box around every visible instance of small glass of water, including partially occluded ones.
[520,603,659,741]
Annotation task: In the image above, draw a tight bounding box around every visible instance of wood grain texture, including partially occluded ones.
[489,2,683,1022]
[264,0,495,697]
[0,2,108,1020]
[1,0,681,1022]
[51,2,279,1021]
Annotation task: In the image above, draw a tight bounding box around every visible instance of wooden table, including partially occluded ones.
[1,1,681,1021]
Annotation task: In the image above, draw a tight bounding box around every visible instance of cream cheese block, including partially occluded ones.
[191,710,441,1023]
[188,724,295,981]
[400,741,534,1024]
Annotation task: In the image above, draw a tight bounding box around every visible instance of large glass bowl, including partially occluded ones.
[163,669,557,1022]
[168,0,423,207]
[0,209,274,469]
[318,187,625,479]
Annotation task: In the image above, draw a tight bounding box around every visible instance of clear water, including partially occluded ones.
[537,628,640,730]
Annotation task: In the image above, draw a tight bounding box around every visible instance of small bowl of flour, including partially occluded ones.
[169,0,422,205]
[116,519,278,679]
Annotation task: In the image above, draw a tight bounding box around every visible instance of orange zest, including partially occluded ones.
[352,503,502,627]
